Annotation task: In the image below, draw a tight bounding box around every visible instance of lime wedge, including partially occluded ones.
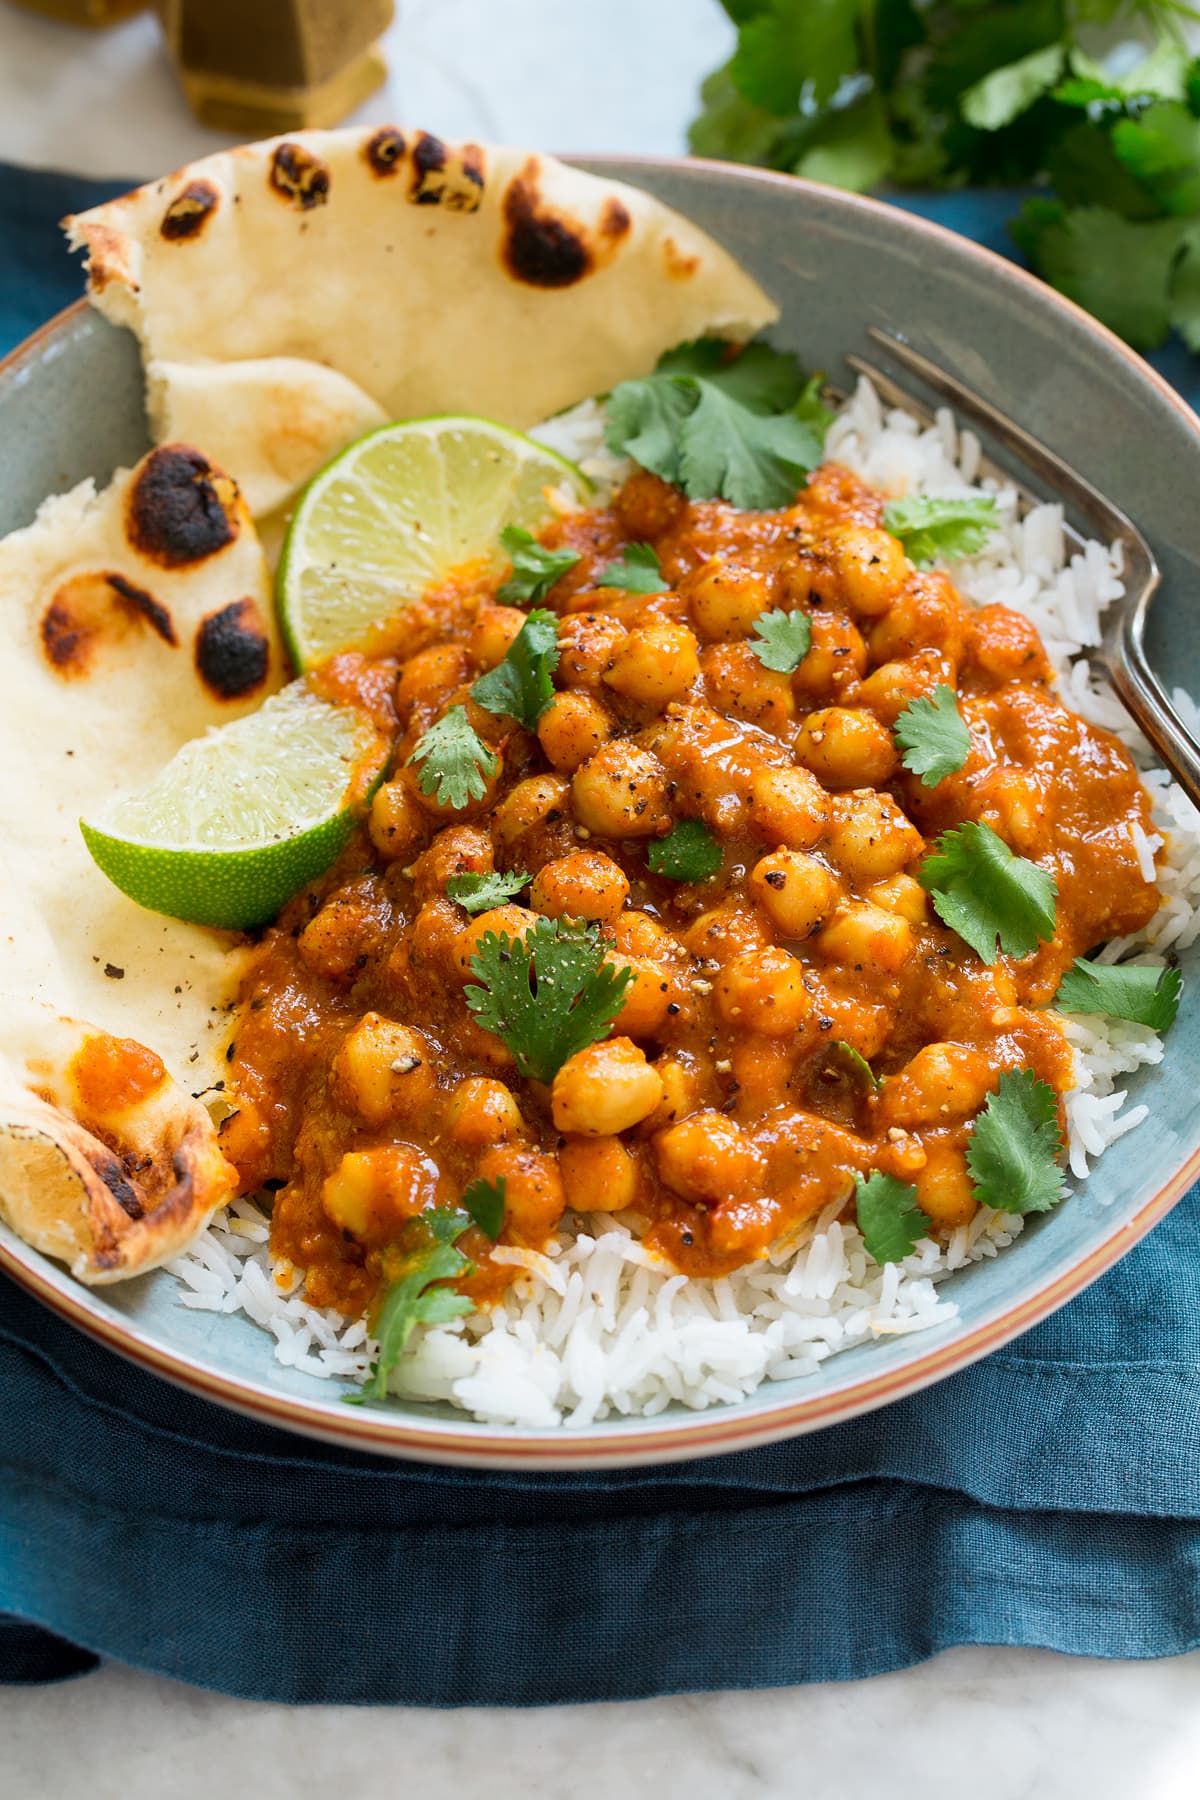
[80,685,389,930]
[277,416,590,671]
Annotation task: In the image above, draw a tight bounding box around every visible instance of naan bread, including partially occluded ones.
[0,444,281,1280]
[66,130,778,516]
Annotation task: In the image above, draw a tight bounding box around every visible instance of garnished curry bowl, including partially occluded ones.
[1,155,1199,1468]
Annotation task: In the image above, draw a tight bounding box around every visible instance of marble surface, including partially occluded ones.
[2,0,1199,1785]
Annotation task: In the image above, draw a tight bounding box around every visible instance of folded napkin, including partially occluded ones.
[3,161,1200,1704]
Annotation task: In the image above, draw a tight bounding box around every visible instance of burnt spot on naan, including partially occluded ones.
[160,179,220,241]
[365,126,406,177]
[409,132,485,211]
[269,141,331,210]
[502,159,595,288]
[127,446,239,569]
[662,235,700,281]
[93,1148,144,1219]
[195,597,271,700]
[67,218,137,295]
[39,570,177,676]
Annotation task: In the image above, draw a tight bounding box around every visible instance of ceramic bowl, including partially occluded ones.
[3,156,1199,1469]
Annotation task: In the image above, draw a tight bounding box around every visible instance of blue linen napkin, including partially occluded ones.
[3,160,1200,1703]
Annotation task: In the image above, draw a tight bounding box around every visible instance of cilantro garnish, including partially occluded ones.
[470,607,560,729]
[854,1171,931,1266]
[836,1042,881,1091]
[894,683,971,787]
[647,819,724,883]
[1054,957,1183,1031]
[966,1070,1066,1216]
[354,1209,474,1402]
[596,543,669,594]
[407,704,498,811]
[465,915,633,1084]
[606,338,830,509]
[749,607,812,673]
[446,868,531,916]
[919,821,1057,965]
[461,1175,506,1241]
[496,525,579,606]
[882,496,998,567]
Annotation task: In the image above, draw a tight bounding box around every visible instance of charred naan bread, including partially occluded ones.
[66,130,777,515]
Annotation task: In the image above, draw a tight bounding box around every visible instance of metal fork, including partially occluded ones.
[844,326,1200,812]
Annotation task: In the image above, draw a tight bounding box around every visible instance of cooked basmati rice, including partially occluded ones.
[167,377,1200,1427]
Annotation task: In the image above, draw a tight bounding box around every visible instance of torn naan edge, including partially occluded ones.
[0,445,280,1280]
[66,130,778,515]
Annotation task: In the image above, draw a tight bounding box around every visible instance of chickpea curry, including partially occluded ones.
[219,459,1162,1327]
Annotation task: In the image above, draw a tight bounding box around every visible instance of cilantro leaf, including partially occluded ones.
[597,543,669,594]
[461,1175,506,1240]
[465,915,633,1084]
[496,525,579,606]
[604,373,698,486]
[960,43,1066,132]
[1112,100,1200,216]
[792,92,893,192]
[882,495,999,566]
[966,1070,1066,1215]
[919,821,1057,965]
[446,868,531,915]
[407,704,498,811]
[730,0,860,114]
[647,819,724,882]
[836,1042,880,1091]
[675,380,825,509]
[894,683,971,787]
[470,607,560,729]
[357,1209,473,1401]
[855,1171,931,1265]
[1010,201,1188,350]
[749,607,812,673]
[1054,957,1183,1031]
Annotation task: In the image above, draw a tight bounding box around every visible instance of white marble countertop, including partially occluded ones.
[3,0,1200,1787]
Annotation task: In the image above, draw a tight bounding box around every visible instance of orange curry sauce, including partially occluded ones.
[220,464,1160,1320]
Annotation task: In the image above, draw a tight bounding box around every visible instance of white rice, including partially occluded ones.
[168,378,1200,1426]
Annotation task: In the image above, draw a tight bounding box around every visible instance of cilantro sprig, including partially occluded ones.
[883,496,999,567]
[446,868,531,915]
[470,607,560,729]
[647,819,724,883]
[606,339,831,509]
[855,1171,931,1265]
[919,821,1057,965]
[407,705,498,811]
[597,543,669,594]
[461,1175,506,1240]
[966,1071,1066,1216]
[354,1209,474,1402]
[836,1042,881,1092]
[465,915,633,1084]
[894,684,971,787]
[497,525,579,606]
[1054,957,1183,1031]
[749,608,812,673]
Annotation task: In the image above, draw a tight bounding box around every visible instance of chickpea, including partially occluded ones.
[654,1110,764,1202]
[455,904,539,978]
[616,469,687,539]
[915,1141,977,1230]
[815,904,914,973]
[824,790,924,883]
[749,850,840,938]
[684,559,774,641]
[684,904,770,962]
[748,765,831,850]
[537,689,614,773]
[602,621,699,708]
[551,1037,665,1135]
[865,873,929,927]
[572,741,671,838]
[560,1136,641,1213]
[878,1043,995,1130]
[403,897,465,979]
[828,525,909,618]
[297,882,389,982]
[556,612,628,690]
[492,774,572,853]
[411,824,494,902]
[795,707,897,788]
[647,1055,709,1129]
[443,1077,526,1149]
[530,850,630,923]
[321,1144,440,1244]
[968,605,1051,686]
[395,644,470,722]
[790,609,867,702]
[701,643,796,733]
[715,946,811,1037]
[857,651,954,725]
[608,954,674,1039]
[610,908,676,959]
[980,769,1040,855]
[455,1015,516,1072]
[474,1143,565,1244]
[368,774,427,862]
[330,1015,437,1127]
[867,574,966,666]
[468,603,526,670]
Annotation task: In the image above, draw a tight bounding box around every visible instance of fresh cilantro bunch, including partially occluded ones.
[690,2,1200,350]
